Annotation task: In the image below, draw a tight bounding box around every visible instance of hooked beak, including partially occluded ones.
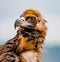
[14,19,20,29]
[14,18,32,29]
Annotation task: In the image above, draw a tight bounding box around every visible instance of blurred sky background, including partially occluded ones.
[0,0,60,62]
[0,0,60,46]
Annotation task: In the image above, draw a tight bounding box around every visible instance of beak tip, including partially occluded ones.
[14,20,19,29]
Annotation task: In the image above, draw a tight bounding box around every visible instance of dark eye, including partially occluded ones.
[30,17,34,21]
[26,17,30,20]
[26,16,36,21]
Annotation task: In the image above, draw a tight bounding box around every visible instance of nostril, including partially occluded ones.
[22,20,25,21]
[20,17,25,21]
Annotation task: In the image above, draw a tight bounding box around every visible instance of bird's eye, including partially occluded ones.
[20,17,25,21]
[31,17,36,21]
[26,16,36,21]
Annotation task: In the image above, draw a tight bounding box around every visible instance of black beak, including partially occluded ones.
[14,20,20,29]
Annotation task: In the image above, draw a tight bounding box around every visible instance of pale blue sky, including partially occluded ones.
[0,0,60,46]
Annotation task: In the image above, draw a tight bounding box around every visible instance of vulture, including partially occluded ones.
[0,9,47,62]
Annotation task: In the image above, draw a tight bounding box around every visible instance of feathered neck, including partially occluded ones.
[16,28,41,40]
